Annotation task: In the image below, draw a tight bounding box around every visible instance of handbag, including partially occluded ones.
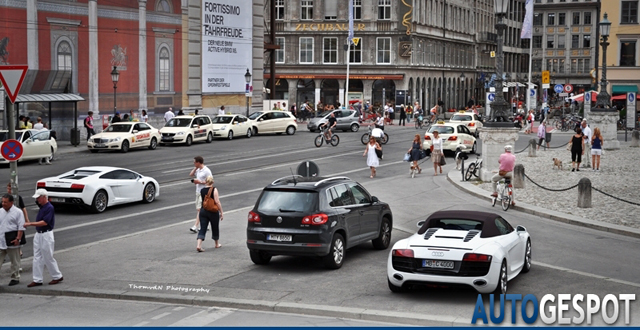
[430,145,434,152]
[403,153,411,162]
[440,156,446,166]
[4,231,26,246]
[566,141,572,151]
[420,150,427,159]
[202,187,219,212]
[498,170,508,176]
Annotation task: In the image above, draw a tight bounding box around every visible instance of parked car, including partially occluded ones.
[449,111,483,137]
[87,122,160,153]
[0,129,57,164]
[248,111,298,135]
[307,110,360,132]
[159,115,214,145]
[246,176,393,269]
[211,114,252,139]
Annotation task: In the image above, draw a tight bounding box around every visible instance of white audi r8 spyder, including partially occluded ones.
[387,210,531,294]
[36,166,160,213]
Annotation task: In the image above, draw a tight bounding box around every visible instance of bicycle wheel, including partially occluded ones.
[554,120,561,130]
[465,163,476,181]
[415,119,422,129]
[361,133,370,145]
[501,186,512,211]
[314,135,324,147]
[381,133,389,144]
[330,135,340,146]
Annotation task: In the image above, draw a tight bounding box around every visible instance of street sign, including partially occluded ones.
[559,93,568,97]
[543,89,548,102]
[585,92,591,102]
[0,65,28,104]
[542,71,550,84]
[554,84,564,93]
[542,83,550,89]
[485,92,494,117]
[528,89,536,110]
[488,93,495,102]
[1,139,24,161]
[564,84,574,93]
[352,37,360,46]
[490,51,496,58]
[627,92,636,129]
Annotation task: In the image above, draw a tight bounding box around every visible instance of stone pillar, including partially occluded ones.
[88,0,99,113]
[315,79,322,108]
[528,138,537,157]
[577,177,592,208]
[631,130,640,147]
[287,79,297,108]
[27,0,39,70]
[363,80,374,104]
[138,1,148,111]
[589,110,620,150]
[513,164,525,189]
[478,127,520,182]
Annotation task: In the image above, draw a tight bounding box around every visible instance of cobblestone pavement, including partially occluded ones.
[476,138,640,229]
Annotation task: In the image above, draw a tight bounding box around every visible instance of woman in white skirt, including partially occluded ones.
[363,136,382,178]
[431,131,444,176]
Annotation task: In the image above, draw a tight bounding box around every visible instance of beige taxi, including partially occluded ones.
[212,114,252,140]
[87,122,161,153]
[422,121,477,154]
[248,110,298,135]
[449,111,483,137]
[159,115,214,146]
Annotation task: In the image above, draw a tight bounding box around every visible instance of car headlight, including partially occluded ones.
[176,132,185,136]
[108,137,121,142]
[220,125,227,130]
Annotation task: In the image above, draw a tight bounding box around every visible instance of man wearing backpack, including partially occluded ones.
[84,111,96,141]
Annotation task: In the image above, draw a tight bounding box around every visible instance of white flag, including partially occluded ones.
[348,0,354,43]
[520,0,533,39]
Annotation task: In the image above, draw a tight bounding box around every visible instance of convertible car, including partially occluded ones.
[387,210,531,294]
[36,166,160,213]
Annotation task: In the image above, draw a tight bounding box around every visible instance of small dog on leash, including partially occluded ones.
[552,158,563,170]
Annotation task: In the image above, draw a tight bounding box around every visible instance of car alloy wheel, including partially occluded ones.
[228,131,233,140]
[143,183,156,203]
[49,147,55,162]
[206,132,213,143]
[286,126,296,135]
[120,140,129,153]
[323,233,345,269]
[185,135,192,146]
[471,142,477,154]
[148,137,157,150]
[350,123,359,132]
[522,240,532,273]
[372,218,391,250]
[246,129,252,138]
[91,190,108,213]
[493,260,507,294]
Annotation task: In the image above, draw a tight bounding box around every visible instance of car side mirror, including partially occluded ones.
[417,220,425,228]
[233,121,238,125]
[132,130,139,134]
[516,225,526,232]
[370,196,379,204]
[258,118,263,122]
[25,139,32,143]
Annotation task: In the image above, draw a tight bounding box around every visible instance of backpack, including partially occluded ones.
[84,116,90,128]
[202,186,219,212]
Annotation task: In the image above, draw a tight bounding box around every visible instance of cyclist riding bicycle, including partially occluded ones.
[319,111,338,140]
[429,105,438,123]
[413,103,424,123]
[491,145,516,206]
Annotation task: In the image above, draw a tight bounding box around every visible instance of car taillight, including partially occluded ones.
[448,136,458,141]
[248,211,261,223]
[392,249,414,258]
[468,123,475,127]
[37,182,46,188]
[463,253,492,262]
[301,213,328,225]
[70,184,85,191]
[424,135,431,140]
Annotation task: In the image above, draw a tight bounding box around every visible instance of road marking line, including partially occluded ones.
[534,261,640,288]
[169,308,235,326]
[173,306,185,311]
[223,151,361,176]
[151,312,171,320]
[133,321,149,327]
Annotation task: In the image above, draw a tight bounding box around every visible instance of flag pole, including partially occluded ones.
[522,0,534,112]
[345,0,354,109]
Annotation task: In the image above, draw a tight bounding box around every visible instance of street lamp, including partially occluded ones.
[111,66,119,115]
[595,13,611,108]
[244,68,252,117]
[487,0,511,125]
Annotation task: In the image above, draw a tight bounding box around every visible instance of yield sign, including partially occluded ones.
[0,65,28,104]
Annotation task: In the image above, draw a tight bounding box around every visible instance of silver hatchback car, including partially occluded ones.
[307,110,360,132]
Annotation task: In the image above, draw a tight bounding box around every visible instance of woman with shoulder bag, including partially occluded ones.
[196,176,224,252]
[407,134,423,175]
[431,131,444,176]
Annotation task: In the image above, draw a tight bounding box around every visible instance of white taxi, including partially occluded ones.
[159,115,214,145]
[87,122,161,153]
[449,111,483,137]
[248,110,297,135]
[212,114,252,139]
[423,122,477,154]
[0,129,58,164]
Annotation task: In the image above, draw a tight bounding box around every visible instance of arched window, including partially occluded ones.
[159,47,170,91]
[156,0,171,13]
[57,41,72,71]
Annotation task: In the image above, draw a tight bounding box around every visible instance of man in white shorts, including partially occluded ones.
[189,156,212,233]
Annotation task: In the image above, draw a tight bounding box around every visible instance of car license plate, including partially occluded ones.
[161,137,173,141]
[422,259,454,269]
[95,143,106,148]
[50,197,65,203]
[267,234,292,242]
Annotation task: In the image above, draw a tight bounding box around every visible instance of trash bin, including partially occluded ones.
[545,132,552,143]
[70,128,80,146]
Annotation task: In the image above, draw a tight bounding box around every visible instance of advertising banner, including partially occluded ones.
[202,0,253,94]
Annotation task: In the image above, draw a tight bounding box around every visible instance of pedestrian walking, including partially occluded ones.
[591,127,603,171]
[33,117,51,165]
[570,127,584,172]
[24,189,64,287]
[84,111,96,141]
[141,110,148,123]
[581,120,592,168]
[218,106,225,116]
[408,134,423,174]
[0,194,26,286]
[196,176,223,252]
[537,121,549,150]
[111,112,122,123]
[164,107,175,122]
[7,182,28,262]
[363,136,381,178]
[431,131,444,176]
[189,156,212,233]
[399,104,407,126]
[177,109,185,116]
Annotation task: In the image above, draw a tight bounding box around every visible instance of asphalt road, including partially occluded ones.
[1,124,639,325]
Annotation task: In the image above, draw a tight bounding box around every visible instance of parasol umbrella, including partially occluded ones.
[569,91,598,103]
[611,94,640,101]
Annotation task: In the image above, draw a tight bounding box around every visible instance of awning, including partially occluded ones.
[15,93,84,103]
[611,85,638,94]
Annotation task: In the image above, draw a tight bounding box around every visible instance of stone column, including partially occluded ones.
[27,0,39,70]
[589,110,620,150]
[287,79,297,107]
[363,80,374,104]
[138,1,148,111]
[478,127,520,182]
[88,0,99,113]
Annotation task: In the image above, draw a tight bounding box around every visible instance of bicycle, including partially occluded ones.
[492,176,513,211]
[414,114,424,130]
[360,125,389,145]
[554,115,581,132]
[464,154,483,181]
[314,126,340,147]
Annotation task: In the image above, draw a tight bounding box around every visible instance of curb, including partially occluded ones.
[446,170,640,239]
[0,286,470,326]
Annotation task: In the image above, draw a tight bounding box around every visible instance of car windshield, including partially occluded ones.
[429,126,455,134]
[248,112,263,120]
[257,189,318,214]
[165,118,192,127]
[213,116,233,124]
[319,111,333,117]
[104,125,132,133]
[0,132,23,141]
[60,170,101,180]
[426,219,483,231]
[452,115,472,121]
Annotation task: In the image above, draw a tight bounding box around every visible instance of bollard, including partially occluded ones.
[577,177,592,208]
[528,139,537,157]
[631,130,640,148]
[513,164,525,189]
